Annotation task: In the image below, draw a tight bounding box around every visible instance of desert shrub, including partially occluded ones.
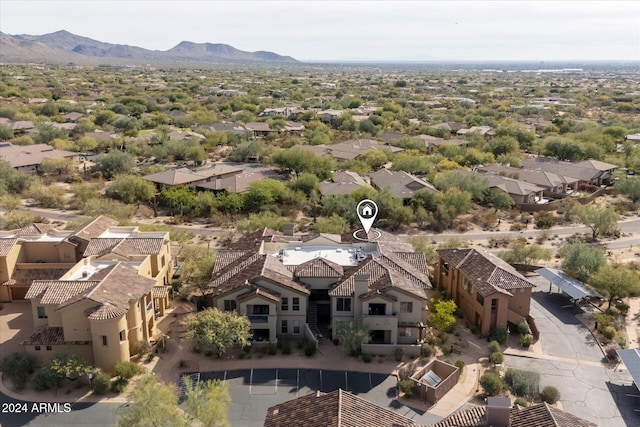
[504,368,540,398]
[399,379,415,398]
[111,377,128,393]
[535,211,557,229]
[519,334,533,348]
[514,397,528,407]
[260,343,277,355]
[145,353,155,363]
[132,340,150,356]
[420,343,434,358]
[394,347,404,362]
[178,359,189,368]
[488,340,501,354]
[540,386,561,404]
[490,327,508,344]
[32,366,64,391]
[0,352,34,390]
[517,321,530,335]
[91,370,111,395]
[361,353,373,363]
[115,361,139,380]
[490,351,504,365]
[604,344,621,362]
[304,341,317,357]
[455,359,465,372]
[398,365,413,381]
[603,326,617,341]
[280,340,292,355]
[615,302,630,315]
[441,343,452,355]
[480,372,503,396]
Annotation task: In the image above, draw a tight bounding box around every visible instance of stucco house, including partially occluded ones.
[434,248,534,337]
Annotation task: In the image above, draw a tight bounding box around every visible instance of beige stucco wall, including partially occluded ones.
[25,344,94,366]
[59,300,94,341]
[90,316,130,373]
[239,295,277,341]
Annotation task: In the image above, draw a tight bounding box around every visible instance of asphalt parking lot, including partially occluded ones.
[506,281,640,427]
[196,368,443,427]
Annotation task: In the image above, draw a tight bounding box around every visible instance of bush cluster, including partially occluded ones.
[480,372,503,396]
[0,352,34,390]
[504,368,540,398]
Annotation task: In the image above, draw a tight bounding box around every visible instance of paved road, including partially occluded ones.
[0,392,118,427]
[504,286,640,427]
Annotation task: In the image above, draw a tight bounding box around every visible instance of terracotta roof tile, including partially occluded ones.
[15,223,56,235]
[152,286,171,299]
[0,238,18,257]
[428,405,486,427]
[83,237,165,257]
[264,389,417,427]
[294,257,344,278]
[69,216,118,242]
[29,280,99,304]
[10,268,69,285]
[437,248,534,297]
[236,285,281,303]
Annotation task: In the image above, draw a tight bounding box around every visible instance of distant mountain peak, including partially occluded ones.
[1,30,299,64]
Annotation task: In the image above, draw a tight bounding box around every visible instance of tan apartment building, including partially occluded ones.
[210,229,432,349]
[0,216,174,372]
[434,248,534,337]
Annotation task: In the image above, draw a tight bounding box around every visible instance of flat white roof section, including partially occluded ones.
[617,348,640,392]
[276,245,376,267]
[67,260,143,280]
[536,267,603,300]
[420,370,442,387]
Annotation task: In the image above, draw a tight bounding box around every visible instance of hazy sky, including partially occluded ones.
[2,1,639,61]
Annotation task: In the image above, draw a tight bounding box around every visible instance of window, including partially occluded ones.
[101,335,108,346]
[35,346,41,351]
[400,302,413,313]
[119,330,126,341]
[442,262,449,276]
[476,294,484,306]
[281,297,289,311]
[223,300,236,312]
[336,298,351,312]
[161,255,166,267]
[281,320,288,334]
[368,303,385,316]
[37,306,47,319]
[464,278,472,295]
[491,299,498,313]
[46,346,52,351]
[293,320,300,334]
[292,297,300,311]
[399,328,411,337]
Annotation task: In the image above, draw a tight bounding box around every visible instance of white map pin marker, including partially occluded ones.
[356,199,378,234]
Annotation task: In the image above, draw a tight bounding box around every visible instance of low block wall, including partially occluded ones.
[361,343,421,356]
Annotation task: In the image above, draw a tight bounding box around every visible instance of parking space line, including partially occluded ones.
[345,371,348,391]
[275,369,278,393]
[320,370,323,391]
[249,369,253,394]
[223,371,227,382]
[296,369,299,397]
[369,373,372,390]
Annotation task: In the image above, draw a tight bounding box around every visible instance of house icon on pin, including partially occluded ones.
[361,204,373,217]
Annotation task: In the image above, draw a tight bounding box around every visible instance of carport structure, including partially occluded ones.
[535,267,603,301]
[616,348,640,412]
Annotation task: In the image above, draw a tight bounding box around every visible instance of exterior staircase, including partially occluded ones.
[307,300,322,340]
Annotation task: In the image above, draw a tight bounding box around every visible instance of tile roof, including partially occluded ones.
[429,403,596,427]
[294,257,344,278]
[53,263,156,320]
[15,223,56,235]
[236,285,281,303]
[22,326,65,346]
[69,216,119,243]
[209,252,310,296]
[0,143,77,168]
[83,237,165,257]
[9,268,70,285]
[369,169,438,199]
[152,286,171,299]
[477,165,578,187]
[0,238,18,256]
[437,248,534,297]
[264,389,417,427]
[521,157,617,182]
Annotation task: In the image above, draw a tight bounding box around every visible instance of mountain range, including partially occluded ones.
[0,30,299,65]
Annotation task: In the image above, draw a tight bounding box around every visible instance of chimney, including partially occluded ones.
[353,274,369,320]
[283,223,294,236]
[485,396,511,427]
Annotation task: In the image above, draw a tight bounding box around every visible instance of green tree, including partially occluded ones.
[431,299,457,332]
[480,372,503,396]
[94,151,135,180]
[229,140,266,162]
[570,203,619,240]
[236,211,289,232]
[486,136,519,157]
[115,374,188,427]
[434,171,489,202]
[184,308,252,357]
[361,149,389,170]
[270,148,335,180]
[561,243,606,282]
[0,161,34,195]
[315,214,350,234]
[183,377,231,427]
[70,182,101,209]
[615,178,640,203]
[589,264,640,309]
[107,175,156,205]
[287,173,319,197]
[27,184,65,209]
[179,245,216,298]
[46,352,91,380]
[499,240,552,268]
[488,188,514,212]
[0,194,22,213]
[40,158,76,180]
[432,188,473,229]
[336,321,370,357]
